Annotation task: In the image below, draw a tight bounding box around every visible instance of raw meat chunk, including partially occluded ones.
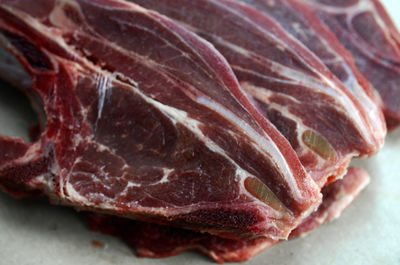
[0,0,320,239]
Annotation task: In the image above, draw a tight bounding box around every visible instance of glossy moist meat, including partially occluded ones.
[0,0,321,239]
[236,0,386,143]
[297,0,400,129]
[87,167,370,263]
[128,0,384,188]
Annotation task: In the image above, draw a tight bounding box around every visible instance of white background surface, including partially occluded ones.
[0,1,400,265]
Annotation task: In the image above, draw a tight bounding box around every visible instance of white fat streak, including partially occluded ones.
[241,80,301,104]
[159,168,174,183]
[304,0,373,18]
[118,167,176,200]
[301,0,365,14]
[9,142,42,164]
[124,181,141,188]
[117,167,174,197]
[73,134,84,147]
[91,139,117,155]
[128,167,174,188]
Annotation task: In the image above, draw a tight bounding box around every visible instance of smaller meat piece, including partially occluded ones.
[290,167,370,237]
[87,213,277,264]
[87,167,370,263]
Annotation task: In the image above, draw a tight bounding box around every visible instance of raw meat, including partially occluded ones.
[87,167,370,263]
[87,213,277,264]
[0,0,321,239]
[128,0,384,187]
[297,0,400,129]
[289,167,370,237]
[236,0,386,141]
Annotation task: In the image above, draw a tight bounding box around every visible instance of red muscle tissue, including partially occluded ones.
[0,0,395,263]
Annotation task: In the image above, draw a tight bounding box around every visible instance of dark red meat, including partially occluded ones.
[128,0,384,188]
[236,0,385,145]
[87,167,370,263]
[298,0,400,129]
[0,0,321,239]
[0,0,380,262]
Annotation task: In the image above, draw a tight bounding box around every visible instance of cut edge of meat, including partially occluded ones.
[289,166,370,238]
[85,166,370,263]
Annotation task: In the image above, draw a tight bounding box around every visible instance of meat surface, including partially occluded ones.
[236,0,386,142]
[297,0,400,130]
[87,167,370,263]
[0,0,321,239]
[128,0,384,188]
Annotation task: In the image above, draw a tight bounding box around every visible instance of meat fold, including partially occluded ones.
[87,167,370,263]
[127,0,384,188]
[296,0,400,130]
[0,0,321,239]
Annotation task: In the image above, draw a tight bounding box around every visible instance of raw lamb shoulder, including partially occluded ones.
[0,0,321,240]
